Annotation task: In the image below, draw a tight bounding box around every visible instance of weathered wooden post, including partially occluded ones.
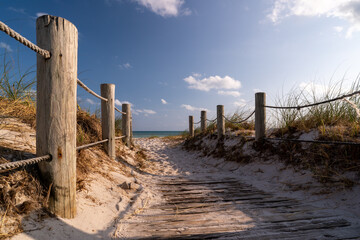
[255,92,266,141]
[101,84,115,159]
[36,15,77,218]
[201,110,207,133]
[217,105,225,138]
[189,116,194,137]
[122,103,132,147]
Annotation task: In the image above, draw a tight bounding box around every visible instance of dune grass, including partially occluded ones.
[272,77,360,139]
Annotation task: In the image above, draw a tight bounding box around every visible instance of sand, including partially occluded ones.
[5,131,360,239]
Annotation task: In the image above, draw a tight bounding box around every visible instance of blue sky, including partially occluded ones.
[1,0,360,130]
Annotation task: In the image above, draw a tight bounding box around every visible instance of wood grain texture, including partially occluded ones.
[201,110,207,132]
[189,116,194,137]
[122,103,132,147]
[255,92,266,141]
[117,177,359,239]
[36,15,78,218]
[101,84,115,160]
[217,105,225,138]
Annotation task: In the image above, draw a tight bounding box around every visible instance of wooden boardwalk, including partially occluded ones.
[119,176,360,239]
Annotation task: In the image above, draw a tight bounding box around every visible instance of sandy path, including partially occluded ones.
[114,138,360,239]
[8,135,360,239]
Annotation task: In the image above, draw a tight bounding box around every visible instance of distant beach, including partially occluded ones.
[133,131,182,138]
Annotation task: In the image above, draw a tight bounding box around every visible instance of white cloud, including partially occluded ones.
[184,74,241,92]
[8,7,25,14]
[0,42,12,52]
[86,98,98,105]
[119,62,132,69]
[268,0,360,38]
[143,109,156,114]
[132,108,156,116]
[36,12,48,17]
[115,99,122,106]
[233,99,247,107]
[133,0,190,17]
[181,104,208,112]
[217,90,241,97]
[334,26,344,32]
[161,98,167,104]
[299,81,327,96]
[253,88,263,93]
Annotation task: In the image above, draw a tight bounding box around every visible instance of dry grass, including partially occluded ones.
[0,98,36,128]
[0,98,138,238]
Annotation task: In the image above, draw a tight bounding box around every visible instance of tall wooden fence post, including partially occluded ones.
[101,84,115,159]
[255,92,266,141]
[36,15,77,218]
[122,103,132,147]
[201,110,207,133]
[189,116,194,137]
[217,105,225,138]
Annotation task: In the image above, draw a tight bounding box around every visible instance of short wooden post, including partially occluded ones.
[201,110,207,132]
[101,84,115,159]
[217,105,225,138]
[255,92,266,141]
[36,15,78,218]
[189,116,194,137]
[122,103,132,147]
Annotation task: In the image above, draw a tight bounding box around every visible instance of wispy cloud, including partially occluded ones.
[8,7,25,14]
[233,99,247,107]
[119,62,132,69]
[161,98,167,104]
[36,12,48,17]
[217,90,241,97]
[299,81,327,96]
[86,98,99,105]
[133,0,191,17]
[143,109,156,114]
[268,0,360,38]
[184,74,241,92]
[181,104,208,112]
[0,42,12,52]
[133,108,156,116]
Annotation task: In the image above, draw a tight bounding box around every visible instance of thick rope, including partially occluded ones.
[115,107,126,115]
[265,138,360,146]
[206,118,216,123]
[265,90,360,110]
[115,136,125,140]
[0,21,50,59]
[223,110,255,124]
[77,79,108,102]
[0,154,51,172]
[76,139,108,151]
[193,120,201,124]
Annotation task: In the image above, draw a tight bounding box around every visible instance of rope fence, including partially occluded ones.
[223,110,255,124]
[265,138,360,146]
[264,90,360,110]
[76,139,109,151]
[0,16,134,217]
[115,107,127,115]
[0,21,50,59]
[0,154,51,172]
[77,79,108,102]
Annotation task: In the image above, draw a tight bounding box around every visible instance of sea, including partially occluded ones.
[133,131,183,138]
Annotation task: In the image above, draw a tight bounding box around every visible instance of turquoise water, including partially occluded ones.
[133,131,182,138]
